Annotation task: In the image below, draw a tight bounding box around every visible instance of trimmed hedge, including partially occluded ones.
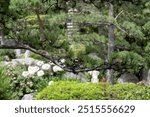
[36,81,150,100]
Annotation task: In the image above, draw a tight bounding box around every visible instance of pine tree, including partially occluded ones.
[0,0,150,83]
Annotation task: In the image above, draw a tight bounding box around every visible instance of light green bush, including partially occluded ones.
[36,81,150,100]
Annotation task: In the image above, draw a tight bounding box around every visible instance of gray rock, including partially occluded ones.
[24,50,31,58]
[15,49,22,58]
[63,72,88,82]
[118,73,139,84]
[11,58,34,66]
[137,80,150,86]
[21,93,34,100]
[140,70,150,81]
[10,58,42,66]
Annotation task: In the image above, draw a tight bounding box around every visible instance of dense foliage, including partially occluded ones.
[0,65,52,99]
[36,81,150,100]
[0,0,150,83]
[0,67,12,100]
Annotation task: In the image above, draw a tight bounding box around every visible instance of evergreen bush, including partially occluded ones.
[36,81,150,100]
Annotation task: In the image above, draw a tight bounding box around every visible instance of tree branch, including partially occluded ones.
[115,10,124,20]
[0,39,110,73]
[0,39,134,74]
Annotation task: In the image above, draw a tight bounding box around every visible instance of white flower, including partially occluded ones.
[48,81,54,86]
[36,61,44,67]
[37,70,44,77]
[27,81,33,87]
[22,71,29,78]
[42,63,51,70]
[28,66,40,75]
[60,59,65,63]
[53,66,63,72]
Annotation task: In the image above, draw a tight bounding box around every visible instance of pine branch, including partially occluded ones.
[0,39,135,73]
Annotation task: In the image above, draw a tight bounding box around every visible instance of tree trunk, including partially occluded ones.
[106,2,115,84]
[0,23,4,45]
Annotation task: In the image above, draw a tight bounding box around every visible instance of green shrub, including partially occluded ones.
[0,49,15,61]
[10,75,51,99]
[106,83,150,100]
[36,81,108,100]
[36,81,150,100]
[0,67,13,100]
[4,65,51,99]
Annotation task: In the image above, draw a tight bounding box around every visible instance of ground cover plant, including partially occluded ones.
[36,81,150,100]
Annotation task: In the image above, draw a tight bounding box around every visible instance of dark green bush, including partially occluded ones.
[0,68,13,100]
[36,81,150,100]
[0,49,15,61]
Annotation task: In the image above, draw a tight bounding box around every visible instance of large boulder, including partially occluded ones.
[63,72,88,82]
[140,70,150,81]
[118,73,139,84]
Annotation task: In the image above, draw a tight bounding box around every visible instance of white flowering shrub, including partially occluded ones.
[22,71,30,78]
[3,60,66,99]
[42,64,51,70]
[28,66,40,75]
[36,61,44,67]
[53,66,63,72]
[4,65,51,99]
[37,70,45,77]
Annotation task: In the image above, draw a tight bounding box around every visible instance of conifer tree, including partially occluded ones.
[0,0,150,83]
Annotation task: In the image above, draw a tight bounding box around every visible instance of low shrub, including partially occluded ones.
[0,49,15,61]
[0,68,13,100]
[36,81,150,100]
[106,84,150,100]
[4,65,51,99]
[36,81,108,100]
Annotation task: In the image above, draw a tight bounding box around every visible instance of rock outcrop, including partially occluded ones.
[118,73,139,84]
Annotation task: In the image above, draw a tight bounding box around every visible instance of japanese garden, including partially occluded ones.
[0,0,150,100]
